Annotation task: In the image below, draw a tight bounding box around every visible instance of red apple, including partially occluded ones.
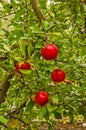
[51,69,66,82]
[41,44,58,60]
[15,61,31,73]
[35,91,48,106]
[20,61,30,70]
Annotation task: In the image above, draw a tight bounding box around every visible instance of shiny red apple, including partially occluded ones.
[41,44,58,60]
[15,61,31,73]
[35,91,48,106]
[20,61,30,70]
[51,69,66,82]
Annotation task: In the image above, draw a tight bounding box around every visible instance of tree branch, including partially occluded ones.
[30,0,46,26]
[84,0,86,33]
[0,12,15,19]
[0,70,14,104]
[0,54,8,60]
[0,121,7,128]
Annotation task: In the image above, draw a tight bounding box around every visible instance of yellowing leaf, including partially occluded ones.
[9,119,18,128]
[80,0,84,3]
[50,12,55,18]
[31,94,35,101]
[60,81,64,84]
[31,127,35,130]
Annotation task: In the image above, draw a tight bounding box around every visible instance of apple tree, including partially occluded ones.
[0,0,86,129]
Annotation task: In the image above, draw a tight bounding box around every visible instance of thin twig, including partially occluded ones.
[7,98,28,116]
[0,55,8,60]
[0,121,7,128]
[0,12,15,19]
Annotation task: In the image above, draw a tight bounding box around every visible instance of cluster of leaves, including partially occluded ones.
[0,0,86,129]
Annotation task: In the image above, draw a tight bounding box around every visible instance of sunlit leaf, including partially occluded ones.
[19,40,27,57]
[0,116,8,124]
[20,69,32,74]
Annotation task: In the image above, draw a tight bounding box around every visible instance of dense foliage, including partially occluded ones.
[0,0,86,129]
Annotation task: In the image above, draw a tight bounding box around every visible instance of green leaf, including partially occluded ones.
[20,69,32,74]
[42,20,49,31]
[46,86,56,93]
[35,40,44,49]
[38,107,47,120]
[27,42,33,57]
[19,40,27,57]
[56,105,64,114]
[10,0,16,5]
[39,0,47,9]
[54,111,62,119]
[50,95,59,104]
[26,126,31,130]
[15,97,21,108]
[0,115,8,124]
[0,20,2,27]
[29,26,42,34]
[11,29,24,40]
[13,56,23,62]
[47,103,56,113]
[26,100,35,112]
[42,21,53,31]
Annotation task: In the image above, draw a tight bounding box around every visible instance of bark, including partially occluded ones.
[84,1,86,33]
[0,70,14,103]
[30,0,46,25]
